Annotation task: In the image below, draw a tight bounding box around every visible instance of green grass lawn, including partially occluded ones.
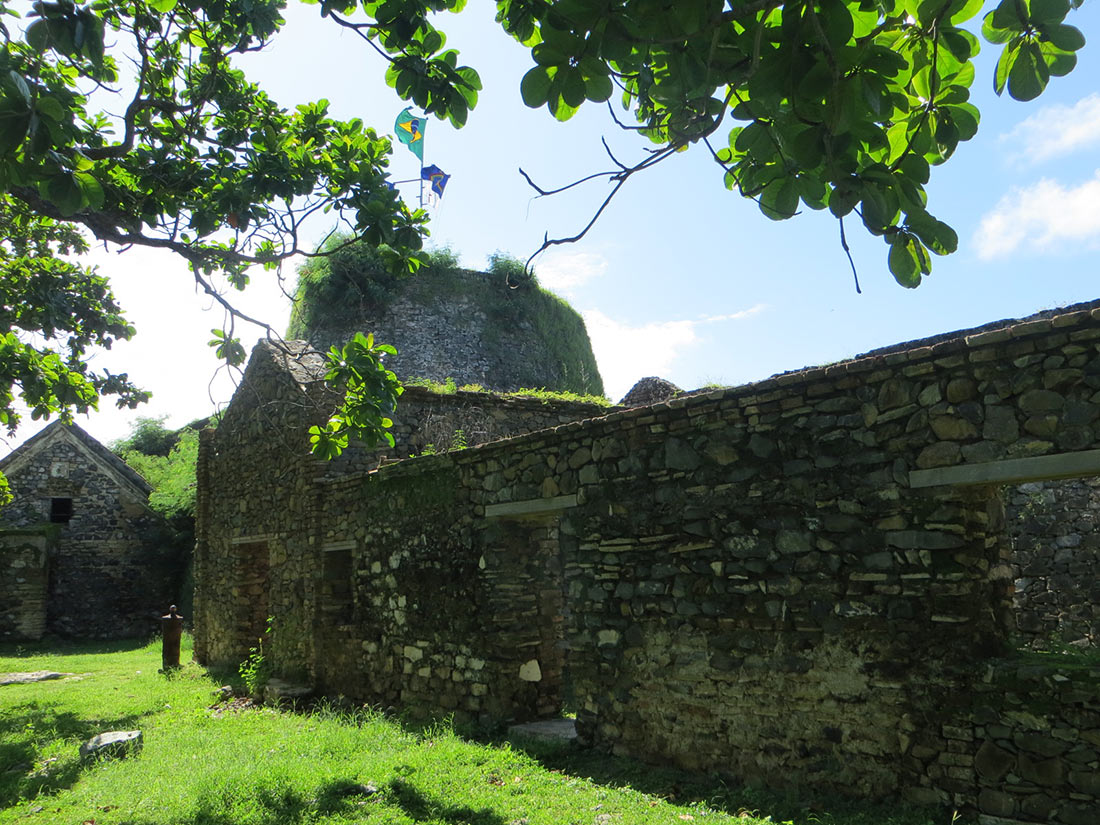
[0,638,966,825]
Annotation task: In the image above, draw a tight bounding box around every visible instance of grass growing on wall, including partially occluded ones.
[403,376,612,407]
[286,239,604,397]
[0,640,964,825]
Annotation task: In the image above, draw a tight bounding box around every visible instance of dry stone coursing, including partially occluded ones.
[299,268,603,395]
[197,299,1100,820]
[0,423,176,639]
[193,340,611,672]
[618,377,681,407]
[0,530,50,641]
[1006,478,1100,647]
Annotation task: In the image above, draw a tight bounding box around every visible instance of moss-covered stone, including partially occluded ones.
[287,243,603,395]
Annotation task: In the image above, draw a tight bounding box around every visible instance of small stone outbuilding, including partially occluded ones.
[0,421,177,640]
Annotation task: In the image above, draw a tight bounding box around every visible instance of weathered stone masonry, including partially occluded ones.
[0,529,51,641]
[197,302,1100,822]
[193,339,611,681]
[1006,477,1100,646]
[0,422,175,639]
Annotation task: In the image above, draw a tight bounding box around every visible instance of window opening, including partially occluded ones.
[321,548,354,618]
[50,497,73,524]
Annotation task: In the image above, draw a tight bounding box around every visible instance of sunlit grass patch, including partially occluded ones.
[1,639,966,825]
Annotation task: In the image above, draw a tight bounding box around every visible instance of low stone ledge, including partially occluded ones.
[485,495,578,519]
[910,450,1100,488]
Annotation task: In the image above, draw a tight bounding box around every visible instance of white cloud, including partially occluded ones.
[974,171,1100,260]
[535,251,608,294]
[582,304,768,402]
[1000,93,1100,164]
[700,305,768,324]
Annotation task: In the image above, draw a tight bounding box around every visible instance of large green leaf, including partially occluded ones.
[1028,0,1070,25]
[888,233,929,287]
[993,40,1018,94]
[520,66,552,107]
[584,71,613,102]
[560,68,587,108]
[990,0,1028,29]
[74,172,105,210]
[1039,41,1077,76]
[25,19,50,52]
[1043,23,1086,52]
[44,173,84,215]
[946,0,985,24]
[907,210,958,255]
[759,176,799,220]
[1007,40,1050,100]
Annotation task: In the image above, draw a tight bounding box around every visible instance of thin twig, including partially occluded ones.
[838,216,862,294]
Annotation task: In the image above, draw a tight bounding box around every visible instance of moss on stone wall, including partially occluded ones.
[286,239,604,396]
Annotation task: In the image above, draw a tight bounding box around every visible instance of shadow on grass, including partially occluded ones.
[0,637,153,660]
[0,700,151,807]
[501,735,961,825]
[387,778,509,825]
[116,777,507,825]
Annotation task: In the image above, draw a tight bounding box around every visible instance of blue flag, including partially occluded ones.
[421,164,451,197]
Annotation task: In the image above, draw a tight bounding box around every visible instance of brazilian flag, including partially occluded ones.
[394,108,425,161]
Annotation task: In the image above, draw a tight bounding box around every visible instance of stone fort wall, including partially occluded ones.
[196,303,1100,823]
[193,340,611,670]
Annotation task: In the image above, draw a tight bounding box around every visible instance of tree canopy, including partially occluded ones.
[113,415,201,518]
[0,0,1089,485]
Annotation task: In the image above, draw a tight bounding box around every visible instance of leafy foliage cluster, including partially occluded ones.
[287,238,462,338]
[503,0,1087,287]
[113,416,202,519]
[417,426,467,456]
[111,415,206,615]
[308,332,405,460]
[0,0,1087,472]
[238,616,274,696]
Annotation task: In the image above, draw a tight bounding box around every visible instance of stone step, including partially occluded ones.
[507,718,577,743]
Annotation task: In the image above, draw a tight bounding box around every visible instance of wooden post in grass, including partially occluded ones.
[161,605,183,672]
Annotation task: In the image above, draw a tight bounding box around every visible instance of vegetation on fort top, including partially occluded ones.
[0,639,963,825]
[287,237,604,397]
[405,376,612,407]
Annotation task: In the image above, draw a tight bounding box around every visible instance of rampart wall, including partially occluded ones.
[197,304,1100,822]
[193,340,610,671]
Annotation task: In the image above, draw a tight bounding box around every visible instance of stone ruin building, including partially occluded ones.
[0,420,176,640]
[195,301,1100,824]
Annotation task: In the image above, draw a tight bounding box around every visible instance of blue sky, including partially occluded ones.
[5,2,1100,452]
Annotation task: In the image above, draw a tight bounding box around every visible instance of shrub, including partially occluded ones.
[487,250,536,288]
